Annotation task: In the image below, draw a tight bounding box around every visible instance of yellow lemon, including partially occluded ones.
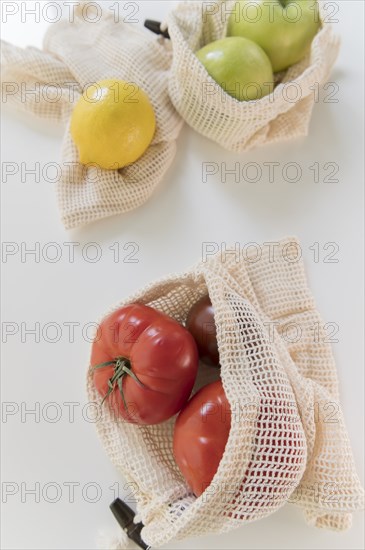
[70,79,156,170]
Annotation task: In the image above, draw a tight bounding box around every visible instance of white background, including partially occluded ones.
[1,1,364,549]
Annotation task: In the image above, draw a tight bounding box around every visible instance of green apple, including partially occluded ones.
[227,0,320,72]
[196,37,274,101]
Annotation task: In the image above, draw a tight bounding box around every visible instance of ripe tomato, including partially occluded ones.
[174,380,305,501]
[186,296,220,367]
[91,304,199,424]
[173,380,230,496]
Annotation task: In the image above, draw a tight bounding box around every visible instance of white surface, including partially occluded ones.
[1,1,364,549]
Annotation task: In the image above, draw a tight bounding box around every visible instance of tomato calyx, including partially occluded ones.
[93,357,146,410]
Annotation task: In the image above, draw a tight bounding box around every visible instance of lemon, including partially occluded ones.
[70,79,156,170]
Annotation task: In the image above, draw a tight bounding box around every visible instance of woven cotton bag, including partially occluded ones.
[87,237,364,548]
[1,4,183,229]
[166,0,340,151]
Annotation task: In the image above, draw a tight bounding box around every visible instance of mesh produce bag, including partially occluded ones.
[87,237,364,548]
[1,4,183,229]
[166,0,340,151]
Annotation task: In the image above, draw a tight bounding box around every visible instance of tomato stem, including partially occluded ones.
[93,357,146,410]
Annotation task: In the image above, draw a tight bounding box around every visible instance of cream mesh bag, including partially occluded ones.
[166,0,340,151]
[87,237,364,549]
[0,4,182,229]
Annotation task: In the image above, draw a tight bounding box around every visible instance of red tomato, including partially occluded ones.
[91,304,199,424]
[174,380,304,502]
[173,380,230,496]
[186,296,220,367]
